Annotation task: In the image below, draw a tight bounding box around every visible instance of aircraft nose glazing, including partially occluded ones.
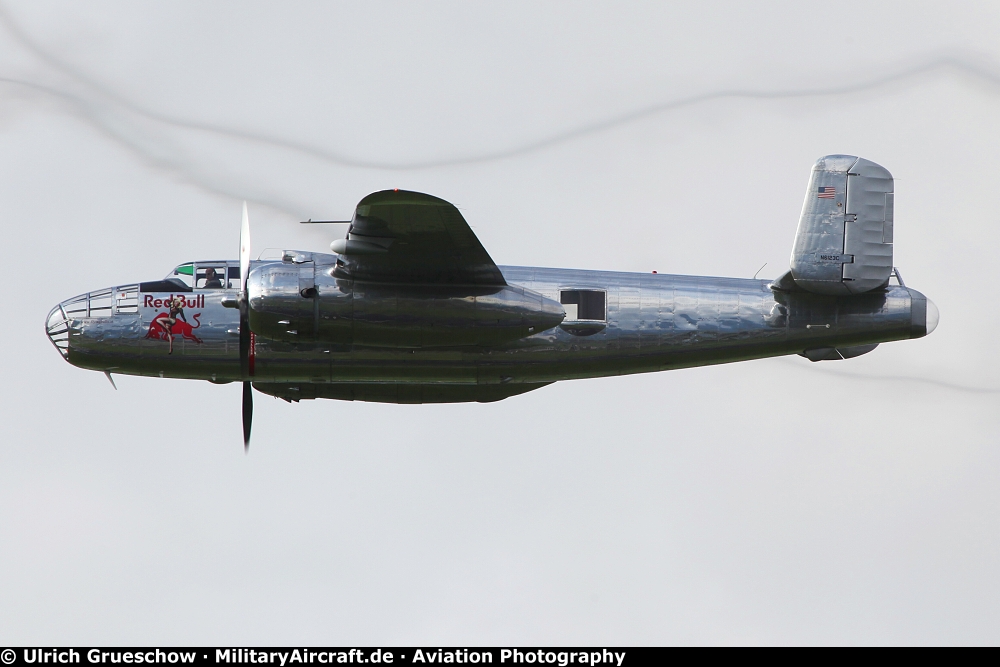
[45,285,140,362]
[45,302,71,360]
[45,291,96,361]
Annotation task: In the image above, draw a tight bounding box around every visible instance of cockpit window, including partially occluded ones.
[196,263,228,289]
[167,263,194,288]
[164,261,238,289]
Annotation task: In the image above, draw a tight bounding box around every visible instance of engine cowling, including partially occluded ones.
[247,253,565,348]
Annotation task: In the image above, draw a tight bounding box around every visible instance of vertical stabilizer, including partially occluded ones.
[789,155,893,295]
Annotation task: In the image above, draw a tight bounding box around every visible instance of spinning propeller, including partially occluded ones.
[239,202,253,451]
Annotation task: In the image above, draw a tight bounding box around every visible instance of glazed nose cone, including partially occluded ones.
[45,302,71,361]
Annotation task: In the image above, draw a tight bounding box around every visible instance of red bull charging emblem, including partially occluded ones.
[144,294,203,353]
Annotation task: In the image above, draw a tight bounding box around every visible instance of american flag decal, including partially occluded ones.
[817,186,836,199]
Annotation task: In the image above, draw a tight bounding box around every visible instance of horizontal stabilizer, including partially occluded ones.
[788,155,893,295]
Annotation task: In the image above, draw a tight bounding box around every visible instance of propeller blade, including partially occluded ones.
[239,202,251,380]
[240,201,251,295]
[242,381,253,451]
[239,203,254,450]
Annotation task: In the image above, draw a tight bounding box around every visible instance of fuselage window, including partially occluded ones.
[196,264,228,289]
[560,290,606,321]
[168,263,194,289]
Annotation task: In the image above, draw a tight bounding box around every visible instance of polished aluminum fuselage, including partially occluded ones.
[48,258,928,400]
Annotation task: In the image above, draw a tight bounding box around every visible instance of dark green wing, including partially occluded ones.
[331,190,506,286]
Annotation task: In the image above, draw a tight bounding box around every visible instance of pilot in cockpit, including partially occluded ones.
[203,267,223,289]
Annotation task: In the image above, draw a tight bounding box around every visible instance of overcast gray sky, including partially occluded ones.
[2,0,1000,645]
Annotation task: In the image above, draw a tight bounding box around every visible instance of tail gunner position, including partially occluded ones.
[46,156,938,449]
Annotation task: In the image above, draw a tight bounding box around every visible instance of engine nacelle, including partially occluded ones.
[247,254,565,348]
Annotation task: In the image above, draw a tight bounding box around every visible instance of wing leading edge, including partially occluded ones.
[331,190,506,287]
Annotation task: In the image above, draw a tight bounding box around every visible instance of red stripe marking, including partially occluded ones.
[249,331,256,376]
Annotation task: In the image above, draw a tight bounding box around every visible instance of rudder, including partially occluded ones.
[788,155,893,295]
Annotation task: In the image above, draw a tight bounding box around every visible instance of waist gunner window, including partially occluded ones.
[560,290,606,321]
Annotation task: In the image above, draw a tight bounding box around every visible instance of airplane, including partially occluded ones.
[46,155,938,450]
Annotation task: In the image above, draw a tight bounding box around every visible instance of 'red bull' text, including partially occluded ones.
[143,294,205,309]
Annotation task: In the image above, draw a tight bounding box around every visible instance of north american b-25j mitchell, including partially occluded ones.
[47,155,938,449]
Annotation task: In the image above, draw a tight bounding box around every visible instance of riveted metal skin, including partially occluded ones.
[791,155,894,295]
[44,162,934,405]
[247,254,564,349]
[47,260,931,403]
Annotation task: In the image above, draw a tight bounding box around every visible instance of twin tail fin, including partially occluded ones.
[782,155,894,295]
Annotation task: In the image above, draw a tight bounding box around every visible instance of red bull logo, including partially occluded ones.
[143,294,203,353]
[146,312,202,343]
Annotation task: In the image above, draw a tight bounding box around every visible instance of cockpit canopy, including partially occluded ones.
[164,261,241,290]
